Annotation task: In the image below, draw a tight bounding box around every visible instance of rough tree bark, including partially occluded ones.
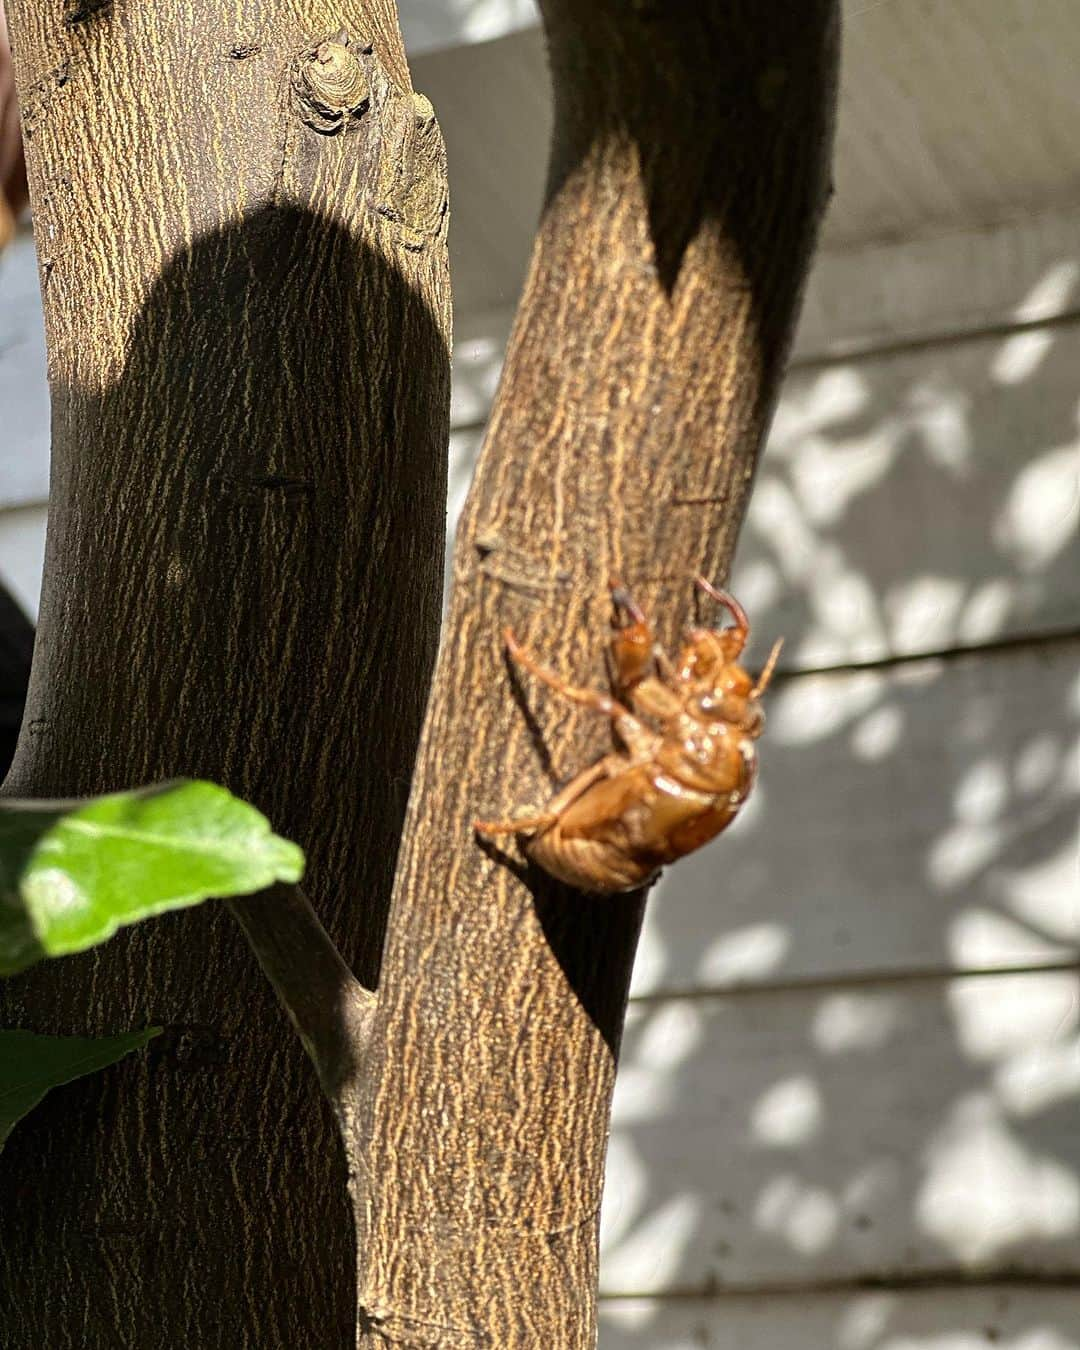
[354,3,838,1345]
[0,0,449,1345]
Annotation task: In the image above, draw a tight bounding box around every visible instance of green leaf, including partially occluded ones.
[0,780,304,976]
[0,1026,161,1149]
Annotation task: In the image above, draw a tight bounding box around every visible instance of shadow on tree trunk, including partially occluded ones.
[0,204,449,1349]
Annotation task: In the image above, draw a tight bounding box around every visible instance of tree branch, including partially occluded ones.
[230,885,374,1125]
[354,3,839,1344]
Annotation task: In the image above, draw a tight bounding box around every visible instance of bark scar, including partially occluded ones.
[474,533,570,594]
[358,1303,490,1346]
[65,0,112,27]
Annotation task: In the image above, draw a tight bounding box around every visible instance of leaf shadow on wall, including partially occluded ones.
[598,299,1080,1345]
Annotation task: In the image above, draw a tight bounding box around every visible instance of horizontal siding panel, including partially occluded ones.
[0,232,50,510]
[632,637,1079,995]
[832,0,1080,248]
[798,208,1080,362]
[600,970,1080,1295]
[600,1288,1080,1349]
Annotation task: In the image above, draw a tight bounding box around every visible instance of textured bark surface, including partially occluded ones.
[0,1,449,1345]
[356,3,839,1345]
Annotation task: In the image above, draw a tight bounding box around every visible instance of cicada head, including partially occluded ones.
[687,635,783,739]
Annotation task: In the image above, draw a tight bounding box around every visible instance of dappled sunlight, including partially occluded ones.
[786,429,898,526]
[697,921,791,987]
[636,1001,708,1068]
[732,300,1079,666]
[603,963,1078,1291]
[955,577,1017,646]
[754,1173,840,1254]
[770,668,887,743]
[812,992,900,1054]
[598,1133,649,1256]
[944,970,1078,1064]
[598,1295,1080,1350]
[750,1074,825,1147]
[947,908,1070,970]
[997,834,1080,941]
[449,321,509,426]
[994,442,1079,572]
[838,1294,897,1350]
[609,1003,707,1126]
[991,329,1057,385]
[1,0,1076,1334]
[886,576,968,652]
[599,1190,705,1294]
[849,702,906,760]
[994,1034,1080,1118]
[917,1092,1080,1263]
[927,820,1001,890]
[905,378,973,476]
[990,257,1079,387]
[730,554,786,614]
[771,365,873,441]
[438,0,538,45]
[1014,733,1062,796]
[601,657,1078,1322]
[953,758,1010,823]
[627,636,1077,1002]
[1013,261,1080,323]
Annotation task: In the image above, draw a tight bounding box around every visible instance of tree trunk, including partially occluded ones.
[0,0,449,1345]
[354,3,838,1345]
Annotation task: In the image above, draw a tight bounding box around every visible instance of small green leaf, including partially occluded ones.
[0,1026,161,1149]
[0,780,304,976]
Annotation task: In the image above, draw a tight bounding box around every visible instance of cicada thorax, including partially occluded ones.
[650,702,758,797]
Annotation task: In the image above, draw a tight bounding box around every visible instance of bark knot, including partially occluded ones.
[293,34,370,134]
